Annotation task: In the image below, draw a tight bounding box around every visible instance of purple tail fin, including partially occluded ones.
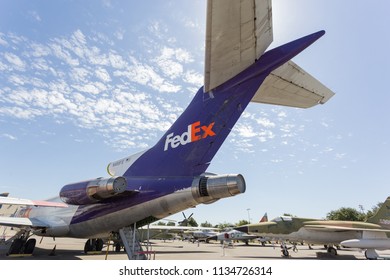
[124,31,325,177]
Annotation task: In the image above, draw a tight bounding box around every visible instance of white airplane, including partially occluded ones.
[184,229,219,242]
[207,229,258,245]
[207,213,269,244]
[0,0,334,259]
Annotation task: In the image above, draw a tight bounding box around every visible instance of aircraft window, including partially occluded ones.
[271,216,293,222]
[281,216,292,222]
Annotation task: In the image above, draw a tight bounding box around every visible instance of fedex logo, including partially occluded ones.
[164,121,216,151]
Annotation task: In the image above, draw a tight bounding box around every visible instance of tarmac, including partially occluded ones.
[2,237,390,260]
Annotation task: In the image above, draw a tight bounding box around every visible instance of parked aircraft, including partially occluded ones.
[0,0,334,259]
[139,224,218,241]
[236,197,390,259]
[207,229,258,245]
[207,213,269,244]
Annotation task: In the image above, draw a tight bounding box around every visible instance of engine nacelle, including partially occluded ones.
[191,174,246,204]
[60,176,127,205]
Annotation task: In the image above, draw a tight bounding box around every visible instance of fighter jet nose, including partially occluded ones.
[234,226,248,234]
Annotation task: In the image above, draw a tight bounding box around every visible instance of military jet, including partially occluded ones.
[236,197,390,259]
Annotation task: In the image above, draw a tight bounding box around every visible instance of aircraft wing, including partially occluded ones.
[144,225,218,232]
[304,225,390,233]
[0,216,48,229]
[204,0,273,92]
[0,196,68,208]
[252,60,335,108]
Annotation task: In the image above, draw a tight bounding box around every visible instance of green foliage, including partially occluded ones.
[326,201,385,222]
[200,221,213,227]
[236,219,250,226]
[187,217,198,227]
[326,207,365,221]
[217,222,234,230]
[166,221,176,226]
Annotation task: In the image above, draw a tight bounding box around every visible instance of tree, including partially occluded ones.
[187,217,198,227]
[236,220,250,226]
[217,222,234,230]
[200,221,213,227]
[326,207,365,221]
[166,221,175,226]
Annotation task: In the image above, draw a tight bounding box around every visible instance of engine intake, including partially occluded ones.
[60,176,127,205]
[192,174,246,204]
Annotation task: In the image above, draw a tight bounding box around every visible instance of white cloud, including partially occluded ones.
[73,84,101,95]
[95,67,111,82]
[114,28,125,40]
[256,117,275,128]
[235,124,257,138]
[1,133,17,140]
[28,10,41,22]
[50,43,79,66]
[109,52,127,69]
[4,53,26,71]
[0,34,8,46]
[154,47,184,79]
[183,70,203,86]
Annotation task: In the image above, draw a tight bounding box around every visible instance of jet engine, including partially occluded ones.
[60,176,127,205]
[192,174,246,204]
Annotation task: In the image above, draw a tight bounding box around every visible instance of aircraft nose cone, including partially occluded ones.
[234,226,248,234]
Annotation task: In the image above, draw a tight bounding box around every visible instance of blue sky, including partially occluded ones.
[1,0,389,226]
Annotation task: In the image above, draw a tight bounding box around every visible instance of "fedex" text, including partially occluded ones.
[164,121,216,151]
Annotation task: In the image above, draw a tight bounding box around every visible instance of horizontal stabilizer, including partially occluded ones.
[0,216,48,228]
[204,0,273,92]
[251,60,335,108]
[0,197,68,208]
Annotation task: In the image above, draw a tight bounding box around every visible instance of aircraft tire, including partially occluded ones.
[327,247,337,256]
[8,239,24,255]
[84,239,93,253]
[115,242,121,252]
[24,238,36,254]
[365,249,379,260]
[96,239,104,251]
[281,248,289,257]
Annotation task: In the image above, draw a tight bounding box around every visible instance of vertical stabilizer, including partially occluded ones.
[366,197,390,228]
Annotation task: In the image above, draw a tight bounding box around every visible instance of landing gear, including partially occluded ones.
[281,246,289,257]
[84,238,104,253]
[280,241,290,257]
[7,237,36,255]
[365,249,379,260]
[115,242,122,252]
[327,246,337,256]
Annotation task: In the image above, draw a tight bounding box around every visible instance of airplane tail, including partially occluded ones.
[366,197,390,228]
[107,31,328,177]
[259,212,268,223]
[107,0,334,178]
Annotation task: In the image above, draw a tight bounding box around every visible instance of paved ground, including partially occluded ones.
[2,237,390,260]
